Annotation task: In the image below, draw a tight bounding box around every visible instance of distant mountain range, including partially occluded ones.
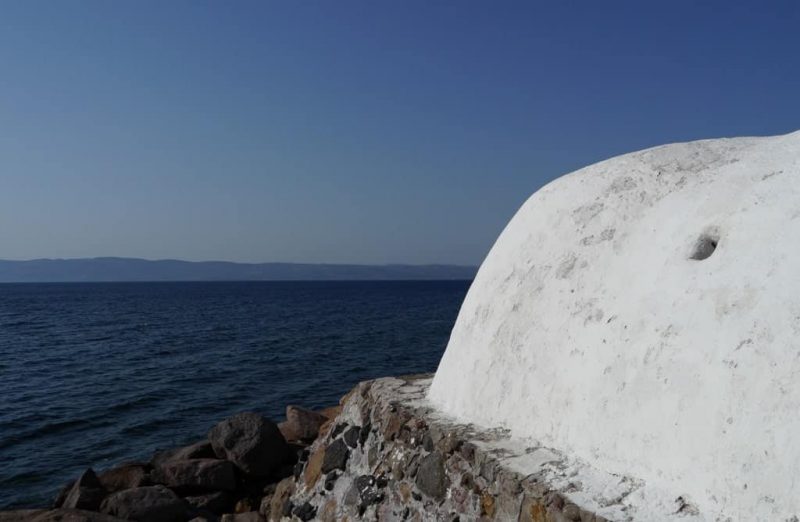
[0,257,477,283]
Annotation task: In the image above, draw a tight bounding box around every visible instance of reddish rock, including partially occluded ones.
[265,477,295,521]
[97,463,150,493]
[278,406,328,443]
[151,440,215,467]
[317,405,341,420]
[303,446,325,489]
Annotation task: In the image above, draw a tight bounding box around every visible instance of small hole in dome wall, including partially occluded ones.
[690,233,719,260]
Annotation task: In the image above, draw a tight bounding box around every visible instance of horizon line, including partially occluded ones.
[0,256,478,268]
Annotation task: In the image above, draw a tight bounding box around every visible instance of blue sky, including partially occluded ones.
[1,1,798,265]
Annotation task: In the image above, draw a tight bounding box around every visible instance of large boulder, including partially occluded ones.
[277,406,328,443]
[60,469,106,511]
[151,458,236,491]
[99,485,188,522]
[208,413,289,477]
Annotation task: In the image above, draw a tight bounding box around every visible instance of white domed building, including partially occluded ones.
[429,131,800,521]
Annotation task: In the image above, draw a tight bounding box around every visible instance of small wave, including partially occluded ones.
[0,280,469,509]
[119,417,174,437]
[109,394,163,414]
[0,414,116,452]
[84,335,114,342]
[0,470,43,488]
[0,320,34,328]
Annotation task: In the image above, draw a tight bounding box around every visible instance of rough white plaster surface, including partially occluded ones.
[429,131,800,521]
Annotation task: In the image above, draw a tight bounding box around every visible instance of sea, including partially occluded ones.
[0,280,470,509]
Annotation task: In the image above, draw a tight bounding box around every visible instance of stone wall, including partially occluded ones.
[281,374,612,522]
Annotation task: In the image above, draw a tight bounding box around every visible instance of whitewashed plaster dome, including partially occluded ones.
[429,131,800,520]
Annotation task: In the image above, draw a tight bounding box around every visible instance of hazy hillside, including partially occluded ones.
[0,257,477,282]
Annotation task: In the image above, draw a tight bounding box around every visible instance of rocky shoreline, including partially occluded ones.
[2,374,616,522]
[1,398,343,521]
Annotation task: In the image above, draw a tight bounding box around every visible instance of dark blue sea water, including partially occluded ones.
[0,281,469,509]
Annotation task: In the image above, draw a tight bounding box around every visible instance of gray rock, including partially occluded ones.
[208,413,288,477]
[562,503,582,521]
[329,423,347,439]
[61,469,106,511]
[323,471,338,491]
[343,482,360,508]
[292,502,316,522]
[358,423,371,446]
[343,426,361,448]
[152,459,236,491]
[355,475,384,507]
[415,452,447,500]
[321,439,349,473]
[100,485,188,522]
[422,433,435,452]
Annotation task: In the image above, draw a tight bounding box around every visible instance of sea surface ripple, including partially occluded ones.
[0,280,469,509]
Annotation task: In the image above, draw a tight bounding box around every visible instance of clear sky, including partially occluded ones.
[1,1,798,265]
